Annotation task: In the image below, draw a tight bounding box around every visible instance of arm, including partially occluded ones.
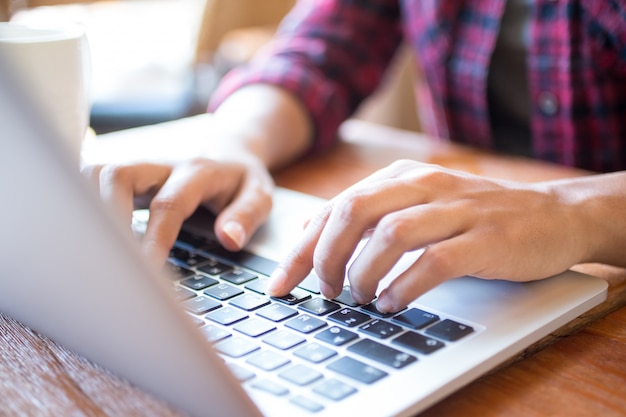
[209,0,404,153]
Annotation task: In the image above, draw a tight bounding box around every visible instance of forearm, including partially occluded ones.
[543,171,626,268]
[210,84,313,171]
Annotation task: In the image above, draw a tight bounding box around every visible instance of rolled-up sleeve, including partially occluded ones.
[208,0,403,154]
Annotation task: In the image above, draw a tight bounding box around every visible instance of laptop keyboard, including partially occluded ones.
[167,229,477,414]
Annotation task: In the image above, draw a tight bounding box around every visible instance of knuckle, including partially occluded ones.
[388,159,414,170]
[376,213,408,246]
[187,156,213,170]
[422,244,457,278]
[98,163,132,185]
[419,167,449,184]
[149,196,182,215]
[308,205,332,230]
[332,191,368,225]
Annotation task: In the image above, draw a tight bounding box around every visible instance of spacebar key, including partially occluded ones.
[327,357,388,384]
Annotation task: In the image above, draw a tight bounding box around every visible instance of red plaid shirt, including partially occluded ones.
[210,0,626,173]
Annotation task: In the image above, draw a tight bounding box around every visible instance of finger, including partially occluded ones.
[313,180,428,298]
[347,202,467,303]
[267,204,332,297]
[142,162,221,263]
[214,170,274,251]
[268,163,434,298]
[98,163,172,226]
[375,234,481,313]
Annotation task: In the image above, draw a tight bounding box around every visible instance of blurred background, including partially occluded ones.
[1,0,419,135]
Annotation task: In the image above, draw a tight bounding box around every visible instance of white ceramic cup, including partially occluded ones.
[0,23,91,164]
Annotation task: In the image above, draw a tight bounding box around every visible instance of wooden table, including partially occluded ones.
[2,115,625,416]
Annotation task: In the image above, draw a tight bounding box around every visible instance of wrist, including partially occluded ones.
[540,173,626,267]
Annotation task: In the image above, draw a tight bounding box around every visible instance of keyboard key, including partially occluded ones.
[262,329,305,350]
[256,303,298,322]
[284,314,327,334]
[204,283,244,301]
[298,298,341,316]
[296,272,321,294]
[244,277,270,294]
[271,287,312,305]
[250,379,289,397]
[278,364,323,386]
[227,363,255,382]
[181,295,221,315]
[328,307,371,327]
[170,247,210,267]
[360,302,404,318]
[199,325,231,343]
[214,336,259,358]
[246,350,291,371]
[176,230,207,248]
[426,319,474,341]
[233,317,276,338]
[313,378,357,401]
[201,245,278,277]
[229,293,270,311]
[392,331,445,354]
[206,306,248,326]
[359,319,403,339]
[293,342,337,363]
[180,275,218,291]
[289,395,324,413]
[393,308,439,329]
[348,339,416,369]
[221,269,257,285]
[315,326,359,346]
[197,259,232,276]
[327,357,388,384]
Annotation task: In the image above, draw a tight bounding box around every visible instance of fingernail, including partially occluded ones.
[222,221,246,249]
[267,267,287,296]
[375,293,393,313]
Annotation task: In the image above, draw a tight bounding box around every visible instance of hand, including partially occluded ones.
[268,159,590,312]
[82,154,274,264]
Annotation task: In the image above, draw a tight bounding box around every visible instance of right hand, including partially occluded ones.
[81,154,274,265]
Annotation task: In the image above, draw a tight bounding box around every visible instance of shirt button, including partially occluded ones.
[538,91,559,116]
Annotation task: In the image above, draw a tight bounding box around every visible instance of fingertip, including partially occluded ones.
[267,266,288,296]
[221,220,246,250]
[375,289,399,314]
[349,287,374,306]
[319,280,342,300]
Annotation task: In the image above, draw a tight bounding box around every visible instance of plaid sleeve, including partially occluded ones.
[208,0,403,154]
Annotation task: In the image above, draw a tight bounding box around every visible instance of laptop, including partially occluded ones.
[0,56,608,417]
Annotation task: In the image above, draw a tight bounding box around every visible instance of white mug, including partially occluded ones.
[0,22,91,164]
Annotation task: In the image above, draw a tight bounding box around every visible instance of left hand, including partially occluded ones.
[267,159,589,312]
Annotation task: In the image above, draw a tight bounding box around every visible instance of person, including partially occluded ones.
[83,0,626,313]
